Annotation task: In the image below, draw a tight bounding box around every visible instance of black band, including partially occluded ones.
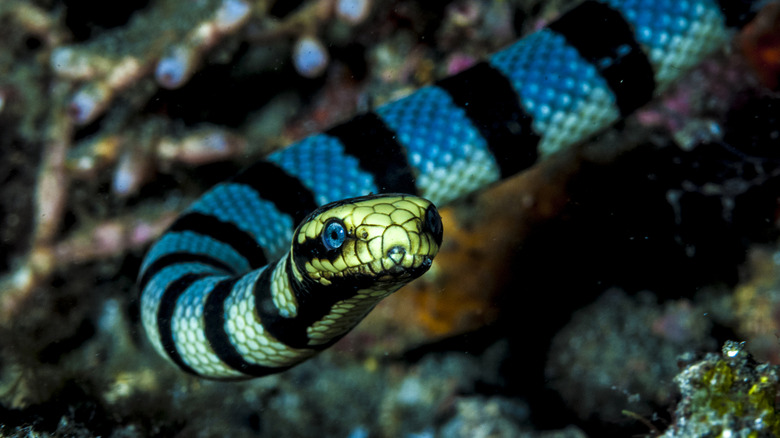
[157,273,210,377]
[327,113,419,194]
[169,212,268,269]
[437,62,541,178]
[549,1,656,116]
[139,252,235,293]
[232,161,319,226]
[202,276,293,377]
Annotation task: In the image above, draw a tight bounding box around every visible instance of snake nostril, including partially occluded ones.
[387,246,406,264]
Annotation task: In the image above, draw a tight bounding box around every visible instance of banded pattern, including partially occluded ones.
[139,0,759,379]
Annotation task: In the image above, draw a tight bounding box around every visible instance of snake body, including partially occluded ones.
[139,0,758,379]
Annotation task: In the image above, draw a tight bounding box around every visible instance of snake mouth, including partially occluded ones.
[392,255,433,279]
[375,248,434,282]
[306,251,435,287]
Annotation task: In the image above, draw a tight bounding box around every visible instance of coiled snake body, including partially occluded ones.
[139,0,759,379]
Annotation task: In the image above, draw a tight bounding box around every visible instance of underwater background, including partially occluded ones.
[1,0,780,436]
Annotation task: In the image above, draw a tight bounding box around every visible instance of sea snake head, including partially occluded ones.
[291,194,443,292]
[267,193,442,349]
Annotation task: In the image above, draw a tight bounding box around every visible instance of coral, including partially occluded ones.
[292,35,330,78]
[733,247,780,363]
[661,341,780,438]
[439,396,589,438]
[51,0,252,122]
[335,0,373,25]
[0,0,387,322]
[545,289,718,423]
[741,1,780,90]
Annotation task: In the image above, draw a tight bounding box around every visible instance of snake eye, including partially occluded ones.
[424,205,443,238]
[322,219,346,251]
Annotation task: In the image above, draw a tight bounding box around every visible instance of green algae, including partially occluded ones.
[662,341,780,437]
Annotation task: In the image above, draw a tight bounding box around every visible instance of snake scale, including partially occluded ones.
[139,0,760,379]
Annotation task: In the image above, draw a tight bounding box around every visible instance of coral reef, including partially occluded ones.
[0,0,779,436]
[545,289,718,423]
[661,341,780,438]
[734,246,780,364]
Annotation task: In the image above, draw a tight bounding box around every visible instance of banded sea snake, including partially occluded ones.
[139,0,763,379]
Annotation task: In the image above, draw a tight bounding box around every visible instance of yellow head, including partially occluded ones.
[291,194,443,290]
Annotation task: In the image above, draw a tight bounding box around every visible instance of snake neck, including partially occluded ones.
[244,254,373,349]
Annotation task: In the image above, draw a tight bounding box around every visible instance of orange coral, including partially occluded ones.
[740,1,780,90]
